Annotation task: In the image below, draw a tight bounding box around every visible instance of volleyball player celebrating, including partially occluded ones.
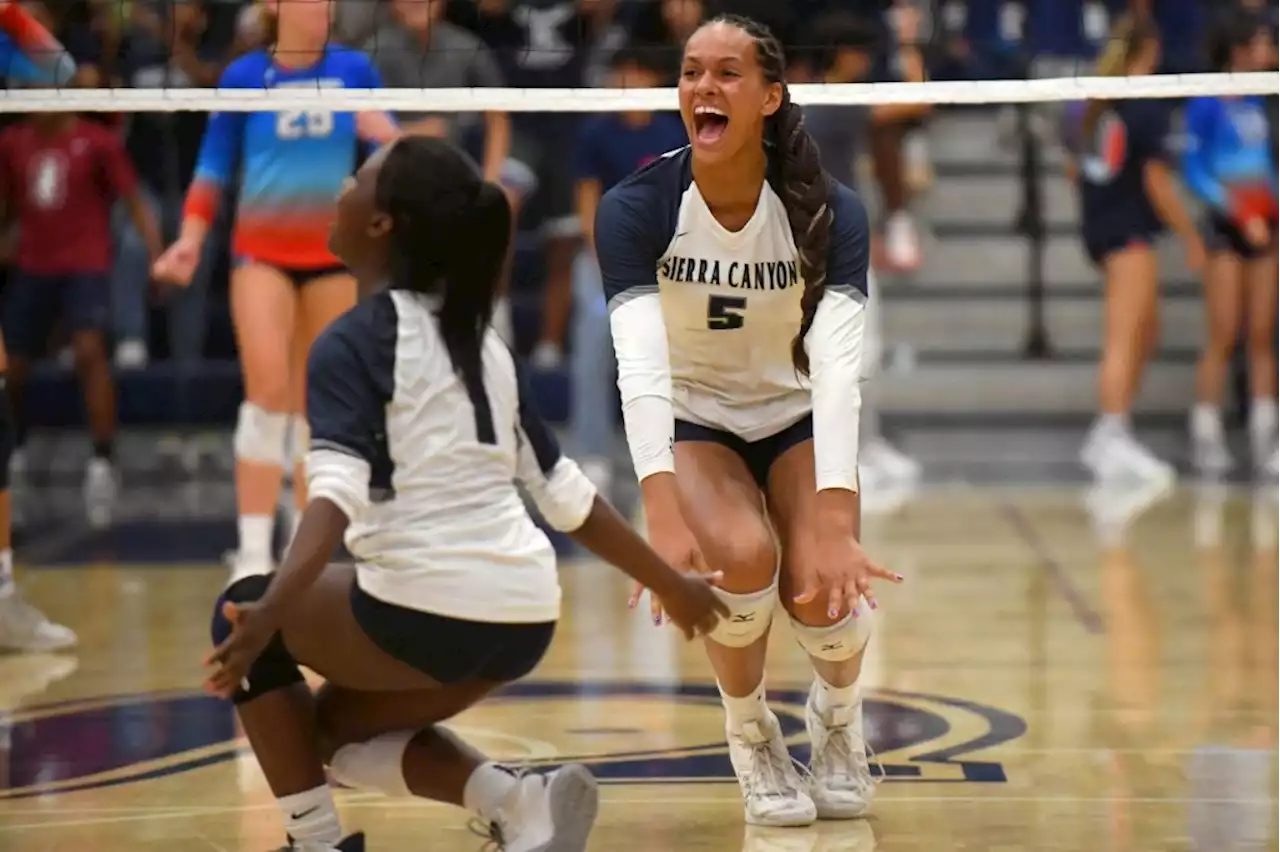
[154,0,398,581]
[0,1,79,652]
[1183,16,1278,477]
[204,136,726,852]
[599,15,901,826]
[1065,14,1203,484]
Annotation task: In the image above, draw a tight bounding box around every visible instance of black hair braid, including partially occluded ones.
[710,14,832,376]
[375,137,512,389]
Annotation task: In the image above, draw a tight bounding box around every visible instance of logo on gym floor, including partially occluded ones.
[0,682,1025,798]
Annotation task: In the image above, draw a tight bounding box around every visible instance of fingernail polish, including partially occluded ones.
[870,600,878,610]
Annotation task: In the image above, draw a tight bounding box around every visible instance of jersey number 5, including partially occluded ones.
[707,295,747,330]
[276,110,334,140]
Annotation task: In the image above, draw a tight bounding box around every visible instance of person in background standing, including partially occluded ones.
[569,43,688,493]
[112,0,237,372]
[0,107,162,520]
[367,0,535,344]
[798,10,925,490]
[451,0,609,369]
[1184,15,1278,477]
[1063,14,1203,484]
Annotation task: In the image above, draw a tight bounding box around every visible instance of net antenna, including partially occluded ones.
[0,72,1275,112]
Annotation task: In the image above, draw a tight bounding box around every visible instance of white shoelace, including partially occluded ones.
[812,722,880,798]
[740,735,812,804]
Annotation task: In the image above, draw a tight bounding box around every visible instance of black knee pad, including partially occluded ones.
[0,375,13,491]
[210,575,304,705]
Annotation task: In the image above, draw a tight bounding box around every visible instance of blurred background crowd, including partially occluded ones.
[0,0,1275,514]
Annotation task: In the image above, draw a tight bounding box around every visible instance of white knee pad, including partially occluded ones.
[233,402,290,466]
[288,414,310,466]
[329,730,415,797]
[790,609,874,662]
[706,583,777,648]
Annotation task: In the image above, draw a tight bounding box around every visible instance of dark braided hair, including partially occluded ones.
[374,136,511,391]
[702,14,832,376]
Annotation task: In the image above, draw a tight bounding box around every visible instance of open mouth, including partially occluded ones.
[693,105,729,145]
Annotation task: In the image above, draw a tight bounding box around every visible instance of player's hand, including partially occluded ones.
[629,510,709,625]
[793,531,902,619]
[654,571,729,640]
[152,238,201,286]
[202,600,278,699]
[1243,217,1271,248]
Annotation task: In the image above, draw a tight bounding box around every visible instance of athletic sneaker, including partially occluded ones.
[805,683,876,820]
[728,713,817,827]
[1190,407,1234,474]
[472,764,599,852]
[1080,425,1176,485]
[274,831,364,852]
[0,590,77,651]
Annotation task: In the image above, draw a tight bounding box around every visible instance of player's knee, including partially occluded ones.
[789,610,873,662]
[704,527,777,593]
[705,581,777,649]
[0,385,13,490]
[233,402,291,466]
[210,575,304,705]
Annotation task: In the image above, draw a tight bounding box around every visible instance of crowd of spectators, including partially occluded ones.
[0,0,1271,383]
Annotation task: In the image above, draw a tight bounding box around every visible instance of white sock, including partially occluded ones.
[0,549,13,598]
[1093,413,1129,439]
[813,673,859,715]
[463,762,520,822]
[719,679,770,735]
[238,515,274,562]
[1191,403,1224,440]
[1249,398,1277,458]
[278,786,342,849]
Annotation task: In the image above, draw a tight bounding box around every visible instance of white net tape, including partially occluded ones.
[2,72,1275,112]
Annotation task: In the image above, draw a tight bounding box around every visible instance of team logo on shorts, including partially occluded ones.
[0,682,1026,798]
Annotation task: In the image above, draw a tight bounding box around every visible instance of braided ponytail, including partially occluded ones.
[709,15,832,376]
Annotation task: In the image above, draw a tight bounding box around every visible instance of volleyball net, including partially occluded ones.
[0,72,1274,113]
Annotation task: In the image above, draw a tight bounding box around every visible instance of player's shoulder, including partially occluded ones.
[312,290,396,370]
[597,146,690,232]
[220,50,271,86]
[828,178,869,239]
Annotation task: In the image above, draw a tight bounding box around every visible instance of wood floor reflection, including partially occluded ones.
[0,483,1275,850]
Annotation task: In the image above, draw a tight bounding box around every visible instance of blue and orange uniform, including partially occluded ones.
[1063,98,1175,266]
[0,2,76,85]
[1182,95,1278,259]
[184,45,384,281]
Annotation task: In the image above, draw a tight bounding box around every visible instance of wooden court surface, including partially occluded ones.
[0,483,1275,850]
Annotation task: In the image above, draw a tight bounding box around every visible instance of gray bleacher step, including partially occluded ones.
[915,232,1191,288]
[880,294,1204,354]
[927,108,1067,170]
[923,173,1077,229]
[876,361,1194,415]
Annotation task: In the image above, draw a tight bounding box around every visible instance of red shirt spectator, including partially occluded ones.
[0,115,137,275]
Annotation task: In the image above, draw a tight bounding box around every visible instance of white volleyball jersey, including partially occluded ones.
[305,289,596,624]
[596,147,871,489]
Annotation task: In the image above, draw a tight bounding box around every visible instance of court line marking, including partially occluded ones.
[3,793,1276,831]
[998,499,1104,634]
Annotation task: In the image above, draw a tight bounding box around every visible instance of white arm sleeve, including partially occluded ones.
[610,292,675,481]
[306,447,371,523]
[516,440,598,532]
[510,359,598,532]
[806,288,867,493]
